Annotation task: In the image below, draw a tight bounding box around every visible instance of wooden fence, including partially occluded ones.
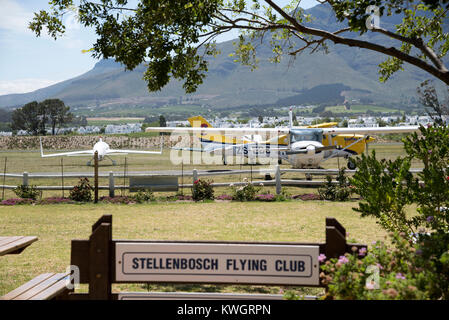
[0,167,425,196]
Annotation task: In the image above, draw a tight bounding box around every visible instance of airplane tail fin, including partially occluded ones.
[39,137,44,157]
[289,107,293,129]
[188,116,213,128]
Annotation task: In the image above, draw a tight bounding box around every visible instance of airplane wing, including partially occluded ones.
[322,125,420,135]
[107,137,163,155]
[145,127,290,135]
[40,137,94,158]
[306,122,338,128]
[171,147,206,152]
[107,149,163,155]
[41,150,94,157]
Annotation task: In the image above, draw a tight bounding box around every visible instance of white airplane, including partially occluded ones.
[145,120,420,169]
[39,137,163,166]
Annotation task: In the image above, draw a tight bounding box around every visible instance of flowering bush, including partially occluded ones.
[215,194,233,201]
[319,232,441,300]
[231,179,260,201]
[13,184,40,200]
[37,197,74,205]
[192,179,214,201]
[255,193,276,202]
[69,177,93,202]
[176,194,193,201]
[292,193,322,201]
[100,196,134,204]
[0,198,34,205]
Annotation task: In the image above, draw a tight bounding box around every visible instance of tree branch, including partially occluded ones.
[371,27,448,72]
[264,0,449,85]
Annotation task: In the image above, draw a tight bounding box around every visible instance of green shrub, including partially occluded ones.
[133,189,155,203]
[13,184,40,200]
[69,177,93,202]
[192,179,214,201]
[351,124,449,235]
[318,168,352,201]
[231,179,260,201]
[288,125,449,300]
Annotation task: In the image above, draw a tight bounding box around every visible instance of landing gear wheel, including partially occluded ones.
[305,173,313,181]
[265,174,272,181]
[278,159,282,165]
[347,160,356,170]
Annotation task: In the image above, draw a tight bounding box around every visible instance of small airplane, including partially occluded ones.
[145,115,420,169]
[39,137,163,166]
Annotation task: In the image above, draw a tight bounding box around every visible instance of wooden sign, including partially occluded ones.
[115,242,319,286]
[129,176,178,192]
[117,292,286,300]
[67,215,367,300]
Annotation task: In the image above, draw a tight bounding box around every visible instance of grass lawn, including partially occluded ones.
[0,201,390,297]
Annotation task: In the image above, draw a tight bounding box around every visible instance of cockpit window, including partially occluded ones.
[290,129,323,143]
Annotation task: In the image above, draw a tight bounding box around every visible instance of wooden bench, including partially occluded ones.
[0,236,38,256]
[1,272,71,300]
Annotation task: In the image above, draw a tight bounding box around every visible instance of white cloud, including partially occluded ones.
[0,0,34,34]
[0,79,60,95]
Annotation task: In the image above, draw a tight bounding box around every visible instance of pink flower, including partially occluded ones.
[395,273,406,280]
[338,255,349,264]
[318,254,326,263]
[366,282,375,290]
[358,247,367,257]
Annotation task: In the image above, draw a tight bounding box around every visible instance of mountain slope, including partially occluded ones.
[0,3,445,111]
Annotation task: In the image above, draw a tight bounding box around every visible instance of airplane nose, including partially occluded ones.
[306,145,315,155]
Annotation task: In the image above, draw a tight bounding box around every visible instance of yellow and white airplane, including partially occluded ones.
[146,115,419,169]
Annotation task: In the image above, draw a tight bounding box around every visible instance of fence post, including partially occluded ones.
[275,165,281,195]
[94,151,98,203]
[193,169,198,184]
[23,172,29,186]
[109,171,115,198]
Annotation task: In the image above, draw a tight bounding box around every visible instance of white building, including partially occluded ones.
[105,123,142,134]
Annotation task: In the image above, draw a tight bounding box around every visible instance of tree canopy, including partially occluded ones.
[11,99,73,135]
[30,0,449,94]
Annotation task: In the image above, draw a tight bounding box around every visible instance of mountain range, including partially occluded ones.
[0,3,446,116]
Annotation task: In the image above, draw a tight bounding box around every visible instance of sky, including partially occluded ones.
[0,0,319,95]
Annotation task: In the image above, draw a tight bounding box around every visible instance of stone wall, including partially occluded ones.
[0,135,196,150]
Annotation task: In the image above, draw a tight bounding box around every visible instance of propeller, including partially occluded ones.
[285,145,336,155]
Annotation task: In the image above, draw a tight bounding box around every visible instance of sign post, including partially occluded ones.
[67,215,367,300]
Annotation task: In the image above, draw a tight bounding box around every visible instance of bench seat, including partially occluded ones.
[1,272,70,300]
[0,236,38,256]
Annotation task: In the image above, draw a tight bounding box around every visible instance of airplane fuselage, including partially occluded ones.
[199,129,372,168]
[92,140,110,161]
